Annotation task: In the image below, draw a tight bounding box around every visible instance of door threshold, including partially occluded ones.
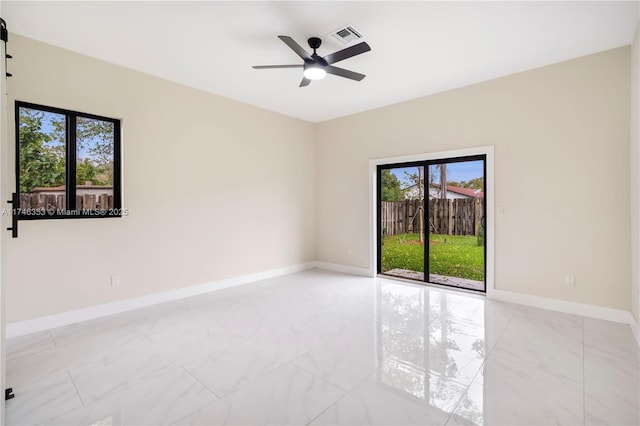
[378,272,486,296]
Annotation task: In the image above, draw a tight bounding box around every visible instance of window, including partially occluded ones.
[15,101,122,219]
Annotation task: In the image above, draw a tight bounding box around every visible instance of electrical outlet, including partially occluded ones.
[565,274,575,286]
[497,206,504,217]
[111,275,120,287]
[347,248,353,256]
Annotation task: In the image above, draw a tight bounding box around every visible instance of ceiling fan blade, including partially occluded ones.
[323,42,371,65]
[299,77,311,87]
[253,65,303,69]
[325,65,366,81]
[278,35,313,61]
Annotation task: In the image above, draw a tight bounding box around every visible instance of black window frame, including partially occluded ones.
[15,101,122,220]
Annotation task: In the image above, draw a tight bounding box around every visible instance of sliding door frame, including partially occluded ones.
[376,160,424,274]
[423,155,486,292]
[369,146,495,295]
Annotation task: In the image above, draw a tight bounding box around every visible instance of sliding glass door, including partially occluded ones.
[377,155,486,292]
[378,163,425,281]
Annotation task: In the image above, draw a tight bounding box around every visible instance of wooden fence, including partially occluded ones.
[20,193,114,211]
[381,198,483,236]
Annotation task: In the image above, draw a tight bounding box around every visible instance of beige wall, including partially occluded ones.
[4,34,635,322]
[632,23,640,323]
[316,47,631,310]
[5,35,316,322]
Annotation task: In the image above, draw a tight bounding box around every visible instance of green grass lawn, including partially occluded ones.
[382,233,484,281]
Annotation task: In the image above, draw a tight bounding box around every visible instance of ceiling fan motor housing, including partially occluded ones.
[306,56,328,66]
[308,37,322,51]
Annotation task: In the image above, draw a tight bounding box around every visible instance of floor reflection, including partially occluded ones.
[89,413,118,426]
[376,279,486,424]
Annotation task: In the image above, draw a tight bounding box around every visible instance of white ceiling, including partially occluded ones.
[3,1,639,123]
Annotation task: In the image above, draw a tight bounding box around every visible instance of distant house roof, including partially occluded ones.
[432,183,484,199]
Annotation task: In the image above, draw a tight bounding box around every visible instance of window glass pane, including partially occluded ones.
[76,117,114,212]
[428,160,485,291]
[18,107,66,213]
[380,166,425,280]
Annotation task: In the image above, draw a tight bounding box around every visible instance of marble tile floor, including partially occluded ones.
[5,269,640,425]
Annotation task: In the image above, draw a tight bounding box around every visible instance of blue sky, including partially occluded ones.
[390,160,483,188]
[31,109,108,161]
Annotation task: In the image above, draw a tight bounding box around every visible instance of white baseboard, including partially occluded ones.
[8,260,639,349]
[488,288,635,325]
[6,261,316,338]
[314,263,639,337]
[313,261,373,277]
[631,315,640,347]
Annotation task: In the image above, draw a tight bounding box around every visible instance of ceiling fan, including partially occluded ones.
[253,35,371,87]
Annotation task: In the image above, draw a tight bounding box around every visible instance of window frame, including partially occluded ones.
[15,101,122,220]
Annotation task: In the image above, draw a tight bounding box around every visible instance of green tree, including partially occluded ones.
[18,108,66,193]
[459,177,483,190]
[76,159,111,186]
[77,118,113,163]
[381,169,404,201]
[447,177,483,190]
[76,117,114,185]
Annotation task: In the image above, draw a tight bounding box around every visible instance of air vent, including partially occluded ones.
[329,25,364,45]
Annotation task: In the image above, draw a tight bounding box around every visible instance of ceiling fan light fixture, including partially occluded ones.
[303,64,326,80]
[253,35,370,87]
